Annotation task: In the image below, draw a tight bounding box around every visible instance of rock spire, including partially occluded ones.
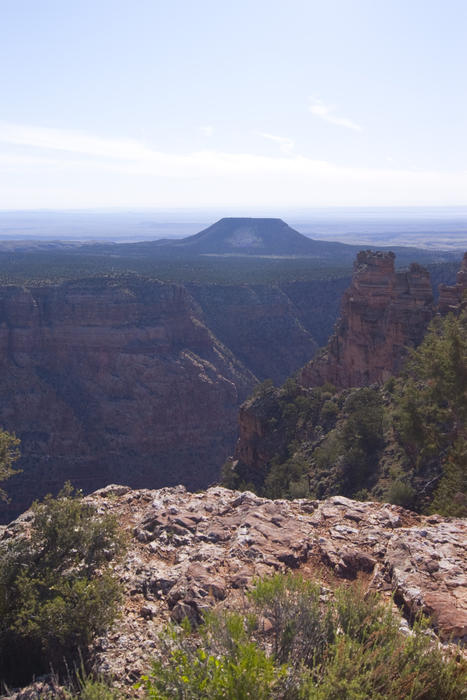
[299,250,434,389]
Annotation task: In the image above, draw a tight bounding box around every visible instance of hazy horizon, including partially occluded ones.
[1,1,466,210]
[0,206,465,250]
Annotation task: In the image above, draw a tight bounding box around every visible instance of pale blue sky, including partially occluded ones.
[0,0,466,209]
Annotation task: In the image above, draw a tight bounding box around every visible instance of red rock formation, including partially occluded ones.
[438,252,467,313]
[299,251,434,389]
[0,277,255,521]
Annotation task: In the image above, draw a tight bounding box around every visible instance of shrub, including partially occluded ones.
[141,574,467,700]
[301,613,466,700]
[387,480,416,508]
[249,573,334,667]
[140,612,287,699]
[389,311,467,514]
[0,483,126,687]
[430,439,467,517]
[0,429,20,501]
[319,400,338,428]
[67,666,122,700]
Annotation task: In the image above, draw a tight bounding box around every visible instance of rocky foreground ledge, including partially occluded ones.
[2,485,466,690]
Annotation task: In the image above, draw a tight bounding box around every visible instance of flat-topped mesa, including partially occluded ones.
[438,252,467,314]
[299,250,434,389]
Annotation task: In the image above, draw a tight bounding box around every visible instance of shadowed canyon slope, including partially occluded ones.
[0,277,256,521]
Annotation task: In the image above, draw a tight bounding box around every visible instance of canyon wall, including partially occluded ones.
[0,277,256,521]
[188,283,318,384]
[232,252,466,489]
[187,278,351,384]
[0,274,348,521]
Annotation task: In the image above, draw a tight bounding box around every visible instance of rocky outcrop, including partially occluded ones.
[299,251,434,389]
[0,277,255,522]
[438,252,467,313]
[3,485,465,693]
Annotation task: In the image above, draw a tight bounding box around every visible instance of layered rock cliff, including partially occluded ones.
[0,277,255,521]
[2,485,465,694]
[0,271,359,521]
[299,251,434,389]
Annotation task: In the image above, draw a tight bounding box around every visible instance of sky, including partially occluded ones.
[0,0,466,210]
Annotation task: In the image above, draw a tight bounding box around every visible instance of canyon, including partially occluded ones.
[0,250,465,695]
[0,274,347,522]
[0,246,462,523]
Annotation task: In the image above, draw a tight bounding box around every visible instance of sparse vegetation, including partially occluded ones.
[0,483,126,688]
[140,573,467,699]
[224,311,467,516]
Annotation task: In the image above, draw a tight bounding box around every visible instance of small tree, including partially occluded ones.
[0,483,126,687]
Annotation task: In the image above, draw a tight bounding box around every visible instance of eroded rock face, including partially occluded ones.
[0,278,255,521]
[299,251,434,389]
[438,252,467,313]
[3,485,462,692]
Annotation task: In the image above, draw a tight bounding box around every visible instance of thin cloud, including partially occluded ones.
[258,132,295,154]
[0,122,465,207]
[0,122,154,160]
[309,98,362,132]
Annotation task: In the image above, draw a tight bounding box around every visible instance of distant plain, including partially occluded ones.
[0,207,465,250]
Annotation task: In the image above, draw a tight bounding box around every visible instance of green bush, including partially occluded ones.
[301,614,466,700]
[319,400,338,428]
[67,667,122,700]
[430,439,467,517]
[0,483,126,687]
[140,612,287,699]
